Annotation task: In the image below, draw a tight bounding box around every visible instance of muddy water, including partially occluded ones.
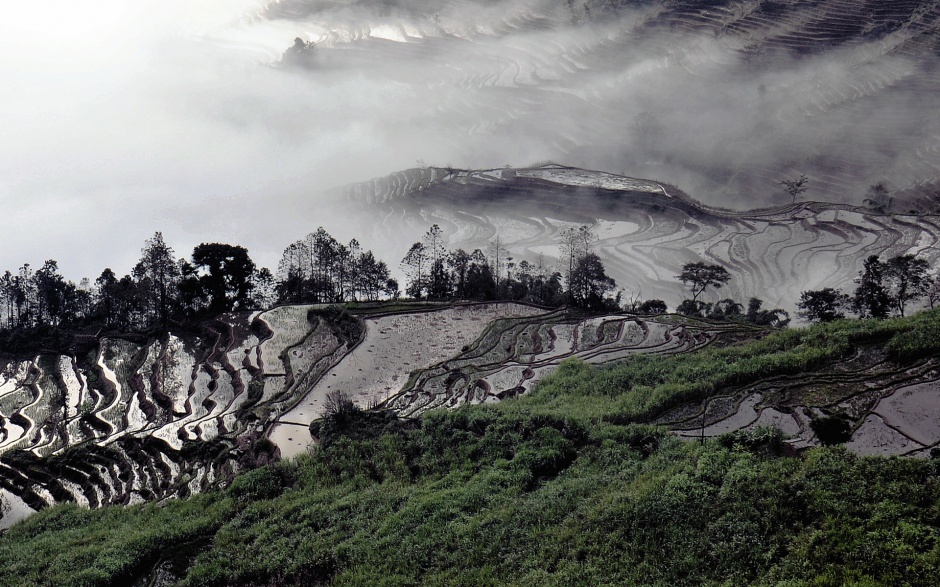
[0,488,36,530]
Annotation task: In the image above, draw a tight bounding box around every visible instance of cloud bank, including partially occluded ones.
[1,0,938,280]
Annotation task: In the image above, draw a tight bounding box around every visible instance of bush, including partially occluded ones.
[228,463,297,502]
[810,415,852,446]
[718,426,786,456]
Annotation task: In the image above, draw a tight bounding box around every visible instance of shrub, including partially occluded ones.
[228,463,297,502]
[718,426,786,456]
[810,415,852,446]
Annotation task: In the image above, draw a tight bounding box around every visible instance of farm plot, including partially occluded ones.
[270,303,547,458]
[0,304,353,511]
[256,305,325,375]
[387,313,732,418]
[872,381,940,447]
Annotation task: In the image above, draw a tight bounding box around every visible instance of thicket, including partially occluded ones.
[2,310,940,586]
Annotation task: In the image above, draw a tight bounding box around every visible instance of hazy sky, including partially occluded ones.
[1,0,938,281]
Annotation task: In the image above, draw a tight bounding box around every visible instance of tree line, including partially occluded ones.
[6,220,925,354]
[398,224,619,310]
[633,261,791,327]
[0,223,624,353]
[0,234,277,345]
[797,254,938,322]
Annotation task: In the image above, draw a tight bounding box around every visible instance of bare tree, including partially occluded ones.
[780,174,809,204]
[323,389,357,419]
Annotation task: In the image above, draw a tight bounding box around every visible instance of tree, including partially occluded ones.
[746,298,790,327]
[190,243,257,314]
[252,268,277,309]
[810,414,852,446]
[355,252,391,301]
[709,299,744,321]
[282,37,317,68]
[133,232,180,326]
[927,277,940,309]
[427,258,452,299]
[883,254,930,317]
[797,288,851,323]
[569,253,616,309]
[560,225,597,303]
[677,299,711,318]
[737,42,763,64]
[638,299,667,315]
[0,271,14,328]
[863,182,892,214]
[34,260,74,327]
[464,250,496,300]
[853,255,890,319]
[423,225,446,268]
[401,242,429,299]
[677,262,731,302]
[448,249,472,298]
[780,174,808,204]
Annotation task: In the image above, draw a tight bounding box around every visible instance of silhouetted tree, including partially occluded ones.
[745,298,790,327]
[427,259,452,299]
[780,174,808,204]
[863,182,892,214]
[282,37,317,68]
[354,251,392,301]
[853,255,890,319]
[927,278,940,310]
[569,253,617,309]
[190,243,257,314]
[709,298,743,321]
[797,288,851,323]
[883,254,930,317]
[252,268,277,309]
[638,299,667,315]
[133,232,180,327]
[560,225,597,302]
[465,251,496,300]
[447,249,472,298]
[677,299,711,318]
[401,242,429,299]
[677,262,731,302]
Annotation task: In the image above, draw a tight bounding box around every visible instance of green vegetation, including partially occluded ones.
[3,311,940,586]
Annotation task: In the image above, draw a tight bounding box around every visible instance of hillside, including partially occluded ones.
[2,310,940,585]
[344,164,940,309]
[2,0,940,582]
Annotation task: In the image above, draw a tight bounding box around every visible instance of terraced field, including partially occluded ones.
[4,295,939,531]
[384,312,751,417]
[269,303,548,457]
[346,164,940,311]
[0,305,355,521]
[659,333,940,456]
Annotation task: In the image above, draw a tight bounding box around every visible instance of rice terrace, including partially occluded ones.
[3,0,940,585]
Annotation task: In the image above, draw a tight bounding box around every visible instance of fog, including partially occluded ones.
[2,0,938,280]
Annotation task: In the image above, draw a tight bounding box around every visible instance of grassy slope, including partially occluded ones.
[3,311,940,586]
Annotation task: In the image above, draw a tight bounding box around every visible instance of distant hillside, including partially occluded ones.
[345,164,940,309]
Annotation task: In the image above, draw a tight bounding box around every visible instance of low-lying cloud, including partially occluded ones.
[1,0,938,281]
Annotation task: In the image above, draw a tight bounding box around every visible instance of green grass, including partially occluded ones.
[2,310,940,586]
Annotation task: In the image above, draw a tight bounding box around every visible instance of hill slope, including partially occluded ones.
[344,164,940,309]
[3,310,940,585]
